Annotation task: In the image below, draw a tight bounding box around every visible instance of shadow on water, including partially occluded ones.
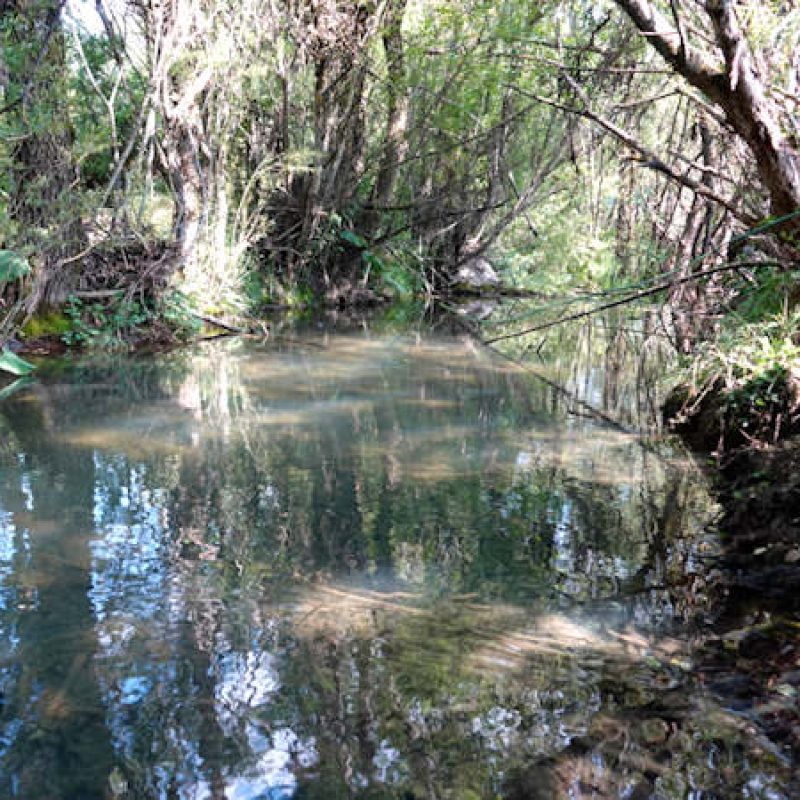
[0,324,795,797]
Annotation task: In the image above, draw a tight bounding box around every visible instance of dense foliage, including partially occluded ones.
[0,1,797,367]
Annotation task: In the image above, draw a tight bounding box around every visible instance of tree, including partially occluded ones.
[1,0,84,309]
[612,0,800,245]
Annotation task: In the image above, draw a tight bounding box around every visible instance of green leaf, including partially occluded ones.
[341,230,368,249]
[362,250,384,270]
[0,348,36,376]
[0,376,35,401]
[0,250,31,282]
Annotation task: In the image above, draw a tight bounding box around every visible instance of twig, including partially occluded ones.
[509,81,754,224]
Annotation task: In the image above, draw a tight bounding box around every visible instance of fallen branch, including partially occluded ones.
[190,312,251,335]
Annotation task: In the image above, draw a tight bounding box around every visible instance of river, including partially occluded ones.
[0,325,793,798]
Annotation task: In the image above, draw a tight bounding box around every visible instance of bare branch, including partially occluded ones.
[484,260,783,345]
[509,81,753,223]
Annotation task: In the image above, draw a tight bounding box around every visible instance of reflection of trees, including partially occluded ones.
[121,337,720,795]
[1,336,772,798]
[490,308,675,432]
[0,396,114,798]
[257,586,786,799]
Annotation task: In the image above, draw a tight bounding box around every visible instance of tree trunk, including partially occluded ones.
[141,0,212,272]
[370,0,409,212]
[164,119,206,265]
[613,0,800,242]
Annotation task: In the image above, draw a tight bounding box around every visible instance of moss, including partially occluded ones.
[20,310,72,339]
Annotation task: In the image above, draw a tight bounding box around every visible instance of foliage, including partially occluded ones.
[0,0,79,281]
[0,0,797,404]
[20,310,72,339]
[676,311,800,447]
[0,348,35,377]
[723,362,796,443]
[68,33,146,189]
[376,255,425,297]
[62,295,149,349]
[157,290,203,339]
[60,291,201,349]
[0,250,30,283]
[690,313,800,389]
[727,264,800,322]
[498,199,619,293]
[340,229,423,297]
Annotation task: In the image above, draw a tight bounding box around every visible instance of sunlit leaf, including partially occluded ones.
[0,250,30,282]
[341,230,368,249]
[0,347,36,376]
[0,375,35,400]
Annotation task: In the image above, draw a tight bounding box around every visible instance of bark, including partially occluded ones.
[613,0,800,239]
[370,0,409,211]
[163,118,206,263]
[703,1,800,230]
[144,1,212,268]
[268,1,376,289]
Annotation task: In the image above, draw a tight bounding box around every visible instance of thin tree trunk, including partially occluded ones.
[370,0,409,211]
[165,121,206,264]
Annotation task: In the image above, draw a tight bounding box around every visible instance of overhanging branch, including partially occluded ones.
[483,260,782,345]
[509,81,755,225]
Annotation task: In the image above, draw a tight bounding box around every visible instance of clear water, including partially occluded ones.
[0,333,792,798]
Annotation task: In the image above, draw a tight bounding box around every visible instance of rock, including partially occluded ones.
[454,257,500,289]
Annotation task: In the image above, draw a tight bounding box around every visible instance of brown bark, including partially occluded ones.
[267,1,376,289]
[370,0,409,211]
[613,0,800,239]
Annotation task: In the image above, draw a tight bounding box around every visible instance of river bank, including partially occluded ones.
[662,359,800,766]
[693,437,800,773]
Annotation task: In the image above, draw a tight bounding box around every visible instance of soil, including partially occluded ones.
[664,364,800,453]
[12,334,72,357]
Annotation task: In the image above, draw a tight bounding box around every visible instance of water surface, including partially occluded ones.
[0,332,791,798]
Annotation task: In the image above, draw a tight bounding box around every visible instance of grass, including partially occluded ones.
[674,309,800,448]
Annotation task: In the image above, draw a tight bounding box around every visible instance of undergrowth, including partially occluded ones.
[61,291,200,350]
[671,310,800,449]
